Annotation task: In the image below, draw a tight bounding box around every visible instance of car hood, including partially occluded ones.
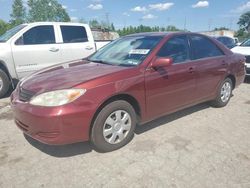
[20,60,129,94]
[231,46,250,55]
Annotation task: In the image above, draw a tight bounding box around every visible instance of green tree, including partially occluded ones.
[27,0,70,22]
[213,27,229,31]
[166,25,180,31]
[10,0,26,26]
[110,23,115,31]
[238,11,250,32]
[89,19,101,28]
[0,19,9,35]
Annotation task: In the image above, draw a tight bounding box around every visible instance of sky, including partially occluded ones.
[0,0,250,31]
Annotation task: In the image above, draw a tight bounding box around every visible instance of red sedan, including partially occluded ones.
[11,32,246,152]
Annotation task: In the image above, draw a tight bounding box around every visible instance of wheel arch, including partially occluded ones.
[89,93,141,137]
[0,60,14,88]
[226,74,236,89]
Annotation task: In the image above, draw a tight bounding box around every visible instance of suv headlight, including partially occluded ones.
[30,89,86,107]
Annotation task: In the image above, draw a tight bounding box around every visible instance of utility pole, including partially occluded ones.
[208,19,213,31]
[105,12,110,29]
[229,18,233,30]
[184,16,187,31]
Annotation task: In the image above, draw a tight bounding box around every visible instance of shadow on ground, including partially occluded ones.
[24,134,93,157]
[135,102,210,134]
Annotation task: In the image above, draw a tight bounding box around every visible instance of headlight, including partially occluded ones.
[30,89,86,107]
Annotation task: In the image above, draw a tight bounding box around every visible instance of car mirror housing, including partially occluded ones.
[152,57,173,69]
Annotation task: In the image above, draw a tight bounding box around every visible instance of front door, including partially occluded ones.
[11,25,62,79]
[145,35,197,120]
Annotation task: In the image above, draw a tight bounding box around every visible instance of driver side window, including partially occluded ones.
[157,35,190,64]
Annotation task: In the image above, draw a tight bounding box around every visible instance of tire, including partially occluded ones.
[0,69,10,98]
[91,100,137,152]
[210,78,233,108]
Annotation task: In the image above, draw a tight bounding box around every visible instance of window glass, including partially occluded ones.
[216,37,235,48]
[60,26,88,43]
[88,36,162,66]
[157,35,190,64]
[20,25,55,45]
[190,35,224,60]
[0,24,27,42]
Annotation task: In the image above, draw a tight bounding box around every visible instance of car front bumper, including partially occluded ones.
[10,90,94,145]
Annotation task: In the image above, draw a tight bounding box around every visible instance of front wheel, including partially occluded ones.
[210,78,233,108]
[0,70,10,98]
[91,100,137,152]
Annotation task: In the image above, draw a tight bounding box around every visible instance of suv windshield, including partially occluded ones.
[0,24,27,42]
[88,35,163,66]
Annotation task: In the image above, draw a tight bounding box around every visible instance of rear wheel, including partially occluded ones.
[210,78,233,108]
[91,100,137,152]
[0,69,10,98]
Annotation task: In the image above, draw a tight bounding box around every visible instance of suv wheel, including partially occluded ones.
[0,70,10,98]
[91,100,137,152]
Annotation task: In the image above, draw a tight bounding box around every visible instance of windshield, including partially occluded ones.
[0,24,27,42]
[240,39,250,47]
[88,35,163,66]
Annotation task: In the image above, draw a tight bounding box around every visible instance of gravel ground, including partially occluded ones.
[0,80,250,188]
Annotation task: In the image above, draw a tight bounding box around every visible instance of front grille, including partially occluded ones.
[245,56,250,63]
[19,88,35,102]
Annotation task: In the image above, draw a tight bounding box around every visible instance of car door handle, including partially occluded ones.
[221,60,227,66]
[188,67,195,73]
[49,47,59,52]
[85,46,94,50]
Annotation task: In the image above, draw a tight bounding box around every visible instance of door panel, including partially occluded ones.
[145,61,196,120]
[58,25,95,62]
[195,57,227,100]
[11,25,62,79]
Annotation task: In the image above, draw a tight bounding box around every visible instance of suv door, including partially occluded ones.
[11,25,60,79]
[11,25,62,78]
[188,34,227,101]
[58,25,95,62]
[145,35,197,119]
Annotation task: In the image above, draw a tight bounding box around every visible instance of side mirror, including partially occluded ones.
[152,57,173,69]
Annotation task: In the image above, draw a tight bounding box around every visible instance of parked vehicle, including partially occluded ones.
[11,32,246,152]
[0,22,117,98]
[213,36,236,49]
[231,39,250,76]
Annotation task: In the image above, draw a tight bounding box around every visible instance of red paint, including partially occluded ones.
[11,32,246,145]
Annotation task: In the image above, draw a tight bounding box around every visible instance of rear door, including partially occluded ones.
[11,24,62,78]
[145,35,197,119]
[57,24,95,62]
[188,34,227,101]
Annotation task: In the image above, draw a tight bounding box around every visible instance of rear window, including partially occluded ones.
[60,26,88,43]
[190,35,224,60]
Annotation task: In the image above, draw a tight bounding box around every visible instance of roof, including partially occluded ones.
[125,31,192,37]
[23,22,89,27]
